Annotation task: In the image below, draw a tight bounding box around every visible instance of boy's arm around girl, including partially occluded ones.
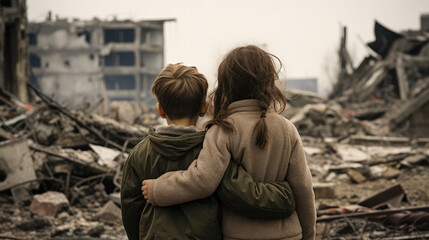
[146,123,316,239]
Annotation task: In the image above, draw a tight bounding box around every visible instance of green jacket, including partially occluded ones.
[121,127,295,240]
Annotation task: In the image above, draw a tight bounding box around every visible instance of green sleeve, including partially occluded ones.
[120,154,146,240]
[215,160,296,219]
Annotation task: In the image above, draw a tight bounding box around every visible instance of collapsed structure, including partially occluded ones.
[289,19,429,140]
[331,20,429,137]
[292,18,429,239]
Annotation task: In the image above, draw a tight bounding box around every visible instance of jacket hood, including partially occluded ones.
[148,129,206,161]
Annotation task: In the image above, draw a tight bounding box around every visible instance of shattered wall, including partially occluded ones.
[29,22,103,108]
[28,19,165,111]
[29,21,104,111]
[0,0,28,103]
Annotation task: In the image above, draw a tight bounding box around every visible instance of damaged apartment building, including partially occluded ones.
[0,0,28,103]
[28,16,168,112]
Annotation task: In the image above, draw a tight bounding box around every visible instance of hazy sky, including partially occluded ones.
[28,0,429,95]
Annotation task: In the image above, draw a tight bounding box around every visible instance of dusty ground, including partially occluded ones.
[315,165,429,207]
[307,138,429,239]
[0,192,127,239]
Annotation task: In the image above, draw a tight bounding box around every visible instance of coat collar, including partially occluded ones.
[227,99,270,115]
[155,124,200,136]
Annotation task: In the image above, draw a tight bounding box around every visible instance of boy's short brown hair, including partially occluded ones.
[152,63,208,120]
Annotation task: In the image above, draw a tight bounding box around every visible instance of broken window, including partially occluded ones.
[29,54,41,68]
[141,51,162,69]
[104,75,136,90]
[77,31,91,44]
[104,28,135,44]
[104,52,135,66]
[141,28,163,47]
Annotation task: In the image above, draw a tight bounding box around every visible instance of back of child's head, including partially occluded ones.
[208,45,287,148]
[152,63,208,120]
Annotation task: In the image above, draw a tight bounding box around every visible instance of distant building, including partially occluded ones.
[422,14,429,32]
[280,78,318,94]
[0,0,28,103]
[28,18,170,111]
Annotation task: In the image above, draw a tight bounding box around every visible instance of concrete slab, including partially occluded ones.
[0,138,36,191]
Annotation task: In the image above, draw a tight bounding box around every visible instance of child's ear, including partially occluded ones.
[199,101,209,117]
[157,103,167,119]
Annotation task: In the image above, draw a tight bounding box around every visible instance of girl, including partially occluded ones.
[142,45,316,240]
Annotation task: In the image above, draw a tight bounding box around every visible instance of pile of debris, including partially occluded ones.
[284,21,429,239]
[0,85,151,239]
[288,21,429,140]
[307,129,429,239]
[332,21,429,137]
[317,184,429,239]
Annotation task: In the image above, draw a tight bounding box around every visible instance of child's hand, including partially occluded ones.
[142,179,153,204]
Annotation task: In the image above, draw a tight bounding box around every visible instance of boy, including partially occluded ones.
[121,63,295,240]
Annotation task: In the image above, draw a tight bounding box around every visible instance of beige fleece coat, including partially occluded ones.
[149,99,316,240]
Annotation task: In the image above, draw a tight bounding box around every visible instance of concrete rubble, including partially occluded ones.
[0,138,37,191]
[0,83,151,239]
[93,201,122,224]
[29,191,70,217]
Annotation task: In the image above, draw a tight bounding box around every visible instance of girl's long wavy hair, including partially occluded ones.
[206,45,287,148]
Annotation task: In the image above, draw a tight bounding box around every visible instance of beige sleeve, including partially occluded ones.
[286,126,316,240]
[149,126,231,206]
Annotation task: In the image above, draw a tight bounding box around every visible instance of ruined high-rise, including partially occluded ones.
[28,18,168,111]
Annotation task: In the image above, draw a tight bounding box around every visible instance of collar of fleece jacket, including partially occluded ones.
[227,99,274,115]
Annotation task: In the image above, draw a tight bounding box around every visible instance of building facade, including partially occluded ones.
[28,18,166,110]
